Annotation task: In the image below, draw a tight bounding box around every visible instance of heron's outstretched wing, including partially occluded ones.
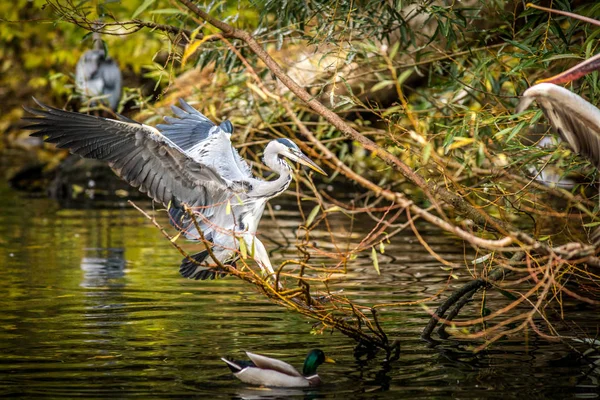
[157,99,253,180]
[22,99,243,212]
[518,83,600,168]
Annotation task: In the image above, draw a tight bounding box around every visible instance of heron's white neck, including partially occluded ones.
[249,144,292,199]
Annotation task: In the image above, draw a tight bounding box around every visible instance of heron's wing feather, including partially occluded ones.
[245,352,303,377]
[231,146,253,178]
[185,132,254,182]
[22,99,240,211]
[156,99,218,151]
[518,83,600,168]
[156,99,253,180]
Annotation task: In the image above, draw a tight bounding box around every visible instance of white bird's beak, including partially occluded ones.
[282,150,327,176]
[537,53,600,84]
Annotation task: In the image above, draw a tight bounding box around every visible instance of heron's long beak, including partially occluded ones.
[284,150,327,176]
[324,356,336,364]
[537,53,600,85]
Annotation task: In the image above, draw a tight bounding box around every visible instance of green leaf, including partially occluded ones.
[388,41,400,60]
[371,247,381,275]
[239,237,247,259]
[149,8,183,15]
[422,142,432,164]
[132,0,156,18]
[306,205,320,227]
[371,80,393,93]
[397,68,413,86]
[498,289,518,301]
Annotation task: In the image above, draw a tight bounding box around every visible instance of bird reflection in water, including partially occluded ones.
[80,247,126,289]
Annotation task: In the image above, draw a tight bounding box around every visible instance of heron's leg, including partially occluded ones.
[242,234,275,278]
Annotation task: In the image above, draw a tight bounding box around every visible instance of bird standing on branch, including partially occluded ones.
[23,99,326,280]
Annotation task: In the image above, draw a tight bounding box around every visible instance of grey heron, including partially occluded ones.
[23,99,326,280]
[75,31,122,111]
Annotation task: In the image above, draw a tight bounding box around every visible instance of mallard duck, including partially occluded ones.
[221,349,335,387]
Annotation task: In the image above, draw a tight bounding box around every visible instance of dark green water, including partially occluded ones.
[1,180,599,399]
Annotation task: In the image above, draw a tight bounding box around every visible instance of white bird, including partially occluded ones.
[517,81,600,169]
[23,98,326,280]
[517,53,600,243]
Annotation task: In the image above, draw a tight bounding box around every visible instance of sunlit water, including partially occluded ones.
[1,180,599,399]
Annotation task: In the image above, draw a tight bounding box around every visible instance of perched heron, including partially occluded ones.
[75,30,122,111]
[23,99,326,280]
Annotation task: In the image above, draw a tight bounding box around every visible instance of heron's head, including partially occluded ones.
[272,138,327,176]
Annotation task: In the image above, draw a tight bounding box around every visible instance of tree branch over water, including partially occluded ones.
[13,0,600,354]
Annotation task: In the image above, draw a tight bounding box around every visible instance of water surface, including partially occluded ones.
[1,181,599,399]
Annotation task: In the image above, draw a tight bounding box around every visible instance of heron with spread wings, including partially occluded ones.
[23,99,326,280]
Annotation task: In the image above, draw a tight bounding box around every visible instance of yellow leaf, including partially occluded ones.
[371,247,381,275]
[226,199,231,215]
[306,205,320,226]
[181,34,219,70]
[239,237,247,259]
[170,232,181,242]
[247,82,268,101]
[447,137,475,151]
[422,142,432,164]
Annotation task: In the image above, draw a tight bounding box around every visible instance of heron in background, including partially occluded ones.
[517,50,600,243]
[517,54,600,171]
[23,99,326,280]
[75,27,122,111]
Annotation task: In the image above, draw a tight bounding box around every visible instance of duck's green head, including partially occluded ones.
[302,349,335,376]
